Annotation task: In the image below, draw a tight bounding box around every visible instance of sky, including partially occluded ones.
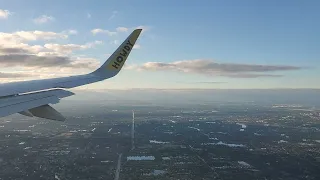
[0,0,319,89]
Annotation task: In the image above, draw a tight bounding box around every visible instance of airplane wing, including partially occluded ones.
[0,29,142,121]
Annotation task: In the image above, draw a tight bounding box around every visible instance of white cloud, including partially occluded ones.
[117,25,150,33]
[70,57,100,69]
[92,40,103,45]
[0,31,67,45]
[91,29,102,34]
[0,9,11,19]
[116,27,128,32]
[44,41,102,54]
[0,30,101,55]
[133,44,141,49]
[33,15,55,24]
[44,44,88,54]
[130,59,302,78]
[60,29,78,37]
[91,25,149,36]
[91,28,117,36]
[135,25,150,32]
[15,31,66,41]
[65,29,78,35]
[119,25,150,35]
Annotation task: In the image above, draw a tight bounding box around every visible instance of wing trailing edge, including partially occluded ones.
[0,89,74,120]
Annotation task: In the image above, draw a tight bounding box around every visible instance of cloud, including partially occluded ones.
[0,30,101,55]
[15,31,65,41]
[108,10,118,20]
[131,59,302,78]
[0,44,45,54]
[135,25,150,32]
[0,9,11,19]
[0,31,67,44]
[91,28,117,36]
[0,41,101,69]
[0,29,103,81]
[0,37,101,77]
[44,41,102,54]
[222,74,283,78]
[133,44,141,49]
[43,44,86,54]
[118,25,150,33]
[33,15,55,24]
[0,53,99,70]
[176,81,227,84]
[63,29,78,35]
[116,27,128,32]
[91,40,103,45]
[68,57,100,69]
[0,72,31,78]
[0,46,35,54]
[91,25,150,36]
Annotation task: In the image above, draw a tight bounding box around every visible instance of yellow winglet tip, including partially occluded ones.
[135,28,143,32]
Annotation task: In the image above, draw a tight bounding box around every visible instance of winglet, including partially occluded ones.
[92,29,142,78]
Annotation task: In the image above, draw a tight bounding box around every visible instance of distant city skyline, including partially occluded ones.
[0,0,319,89]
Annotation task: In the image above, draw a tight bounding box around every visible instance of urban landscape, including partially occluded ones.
[0,99,319,180]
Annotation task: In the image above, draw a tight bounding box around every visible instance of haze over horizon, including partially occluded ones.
[0,0,319,90]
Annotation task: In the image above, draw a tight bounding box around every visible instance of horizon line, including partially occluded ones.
[74,88,320,91]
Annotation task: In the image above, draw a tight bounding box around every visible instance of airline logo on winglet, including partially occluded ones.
[108,40,134,70]
[107,29,142,71]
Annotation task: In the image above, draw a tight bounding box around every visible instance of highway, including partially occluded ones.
[114,153,122,180]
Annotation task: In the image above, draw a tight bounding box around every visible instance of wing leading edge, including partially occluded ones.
[0,29,142,121]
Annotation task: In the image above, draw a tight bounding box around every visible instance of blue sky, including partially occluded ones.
[0,0,319,89]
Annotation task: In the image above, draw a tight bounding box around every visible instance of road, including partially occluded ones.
[131,110,135,150]
[114,153,122,180]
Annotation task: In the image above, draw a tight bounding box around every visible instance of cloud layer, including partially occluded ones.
[0,53,99,69]
[0,31,67,43]
[44,41,102,54]
[131,59,302,78]
[0,29,103,81]
[0,72,31,78]
[0,9,11,19]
